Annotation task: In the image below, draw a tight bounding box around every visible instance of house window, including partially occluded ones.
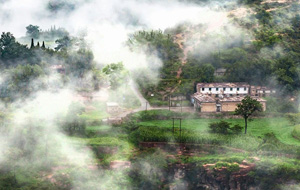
[244,87,246,91]
[237,88,240,91]
[230,88,233,91]
[230,94,233,97]
[216,88,219,91]
[223,88,226,91]
[209,88,211,91]
[202,88,204,91]
[216,94,219,97]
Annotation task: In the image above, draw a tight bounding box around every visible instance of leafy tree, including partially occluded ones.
[55,35,73,52]
[62,103,86,136]
[66,48,94,78]
[102,62,129,89]
[26,25,40,39]
[0,32,33,65]
[128,30,182,79]
[181,61,215,82]
[273,55,300,94]
[235,96,263,134]
[8,64,45,99]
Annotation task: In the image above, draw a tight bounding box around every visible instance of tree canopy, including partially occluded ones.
[235,96,263,134]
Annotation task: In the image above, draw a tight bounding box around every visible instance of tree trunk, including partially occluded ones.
[244,117,248,134]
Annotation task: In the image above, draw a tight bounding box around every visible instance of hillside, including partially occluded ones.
[128,0,300,107]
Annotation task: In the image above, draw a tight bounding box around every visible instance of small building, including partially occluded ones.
[50,64,65,74]
[214,68,227,76]
[106,102,120,114]
[250,86,276,97]
[193,93,217,112]
[192,94,266,113]
[191,82,273,113]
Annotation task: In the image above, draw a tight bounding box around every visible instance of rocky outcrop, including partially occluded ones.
[168,163,258,190]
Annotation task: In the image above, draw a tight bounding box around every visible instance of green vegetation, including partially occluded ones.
[209,121,243,134]
[292,125,300,140]
[136,117,300,146]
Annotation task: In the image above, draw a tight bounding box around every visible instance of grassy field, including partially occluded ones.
[138,118,300,146]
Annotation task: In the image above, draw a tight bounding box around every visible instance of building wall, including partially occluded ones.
[221,102,239,112]
[261,102,266,111]
[221,101,266,112]
[201,103,216,112]
[107,106,119,114]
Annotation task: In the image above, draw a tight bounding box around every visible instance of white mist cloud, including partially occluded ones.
[0,0,230,70]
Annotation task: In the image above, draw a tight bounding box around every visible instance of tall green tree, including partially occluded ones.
[102,62,129,89]
[55,35,73,52]
[26,25,40,39]
[0,32,34,65]
[273,55,300,94]
[235,96,263,134]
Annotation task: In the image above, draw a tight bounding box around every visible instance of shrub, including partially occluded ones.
[285,113,300,125]
[209,121,231,134]
[214,162,240,173]
[209,121,243,135]
[231,124,243,134]
[292,125,300,140]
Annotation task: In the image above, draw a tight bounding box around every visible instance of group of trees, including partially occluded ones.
[25,24,69,40]
[128,30,183,79]
[0,29,97,101]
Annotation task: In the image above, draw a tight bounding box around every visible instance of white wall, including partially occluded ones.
[200,87,249,94]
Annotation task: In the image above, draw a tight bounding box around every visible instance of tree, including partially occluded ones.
[55,35,72,52]
[26,25,40,39]
[235,96,263,134]
[102,62,129,89]
[30,38,34,49]
[66,48,94,78]
[0,32,33,64]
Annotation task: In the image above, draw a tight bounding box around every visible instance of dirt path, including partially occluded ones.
[129,79,151,111]
[174,33,189,78]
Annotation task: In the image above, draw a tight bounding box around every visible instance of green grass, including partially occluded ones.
[80,110,109,125]
[138,118,300,146]
[292,125,300,140]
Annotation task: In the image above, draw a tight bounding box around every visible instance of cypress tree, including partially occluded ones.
[42,41,46,49]
[30,38,34,49]
[37,42,40,47]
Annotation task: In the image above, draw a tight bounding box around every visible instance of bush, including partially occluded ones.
[209,121,243,135]
[209,121,231,134]
[231,124,243,134]
[292,125,300,140]
[214,162,240,173]
[62,117,86,136]
[61,102,87,136]
[285,113,300,125]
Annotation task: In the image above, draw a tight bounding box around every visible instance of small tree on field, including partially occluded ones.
[235,96,263,134]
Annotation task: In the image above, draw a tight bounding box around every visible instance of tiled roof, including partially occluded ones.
[197,82,250,88]
[219,96,266,102]
[193,93,215,103]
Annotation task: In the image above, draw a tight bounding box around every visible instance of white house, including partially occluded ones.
[197,83,250,97]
